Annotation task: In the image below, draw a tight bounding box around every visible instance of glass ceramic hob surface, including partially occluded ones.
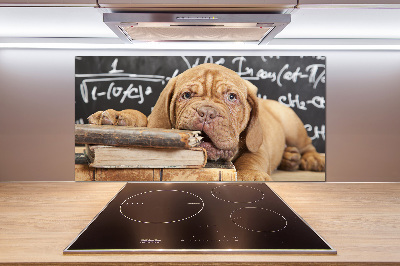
[64,182,336,254]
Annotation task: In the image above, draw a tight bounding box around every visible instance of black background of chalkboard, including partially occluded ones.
[75,56,326,153]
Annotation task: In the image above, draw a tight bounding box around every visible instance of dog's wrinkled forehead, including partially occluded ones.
[176,63,247,93]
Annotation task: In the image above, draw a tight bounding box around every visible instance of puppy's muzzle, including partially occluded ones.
[197,106,219,123]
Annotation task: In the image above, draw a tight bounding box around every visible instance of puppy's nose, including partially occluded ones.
[198,106,218,121]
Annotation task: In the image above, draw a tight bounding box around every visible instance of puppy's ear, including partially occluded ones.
[244,80,263,153]
[147,77,177,128]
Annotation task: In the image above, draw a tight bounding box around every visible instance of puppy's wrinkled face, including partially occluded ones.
[170,65,252,161]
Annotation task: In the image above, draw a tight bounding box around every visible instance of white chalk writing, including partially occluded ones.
[79,78,157,104]
[77,58,170,104]
[232,60,325,89]
[278,93,307,110]
[271,93,326,110]
[109,58,124,74]
[307,96,326,109]
[181,56,226,69]
[305,124,326,141]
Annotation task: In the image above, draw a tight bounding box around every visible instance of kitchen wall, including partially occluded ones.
[0,48,399,182]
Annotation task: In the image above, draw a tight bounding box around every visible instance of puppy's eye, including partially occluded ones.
[181,91,192,100]
[227,93,238,102]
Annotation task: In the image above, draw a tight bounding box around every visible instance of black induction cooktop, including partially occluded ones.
[64,182,336,254]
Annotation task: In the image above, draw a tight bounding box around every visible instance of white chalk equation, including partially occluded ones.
[305,124,326,141]
[79,78,154,104]
[179,56,325,89]
[257,93,325,111]
[77,59,168,104]
[234,57,325,89]
[279,93,325,111]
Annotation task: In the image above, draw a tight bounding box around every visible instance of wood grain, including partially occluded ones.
[0,182,399,265]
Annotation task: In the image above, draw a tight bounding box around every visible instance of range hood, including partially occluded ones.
[103,13,291,45]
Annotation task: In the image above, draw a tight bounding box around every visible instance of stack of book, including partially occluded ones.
[74,124,236,181]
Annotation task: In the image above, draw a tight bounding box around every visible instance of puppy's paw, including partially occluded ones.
[237,170,272,181]
[300,151,325,172]
[88,109,147,127]
[278,146,301,171]
[87,110,104,125]
[87,109,118,125]
[117,109,147,127]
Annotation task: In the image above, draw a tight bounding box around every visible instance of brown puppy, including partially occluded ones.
[89,63,325,181]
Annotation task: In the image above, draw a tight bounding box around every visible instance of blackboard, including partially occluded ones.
[75,56,326,153]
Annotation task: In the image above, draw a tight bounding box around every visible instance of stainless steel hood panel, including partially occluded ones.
[98,0,297,10]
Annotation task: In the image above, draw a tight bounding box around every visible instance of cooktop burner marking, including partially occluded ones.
[211,185,265,203]
[230,207,288,233]
[120,190,204,224]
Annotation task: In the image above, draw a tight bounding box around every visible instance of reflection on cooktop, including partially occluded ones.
[64,182,336,254]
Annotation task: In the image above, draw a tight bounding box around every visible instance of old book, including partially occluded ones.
[94,166,237,182]
[75,153,236,182]
[75,124,202,149]
[75,164,94,181]
[161,161,236,182]
[86,145,207,169]
[95,168,156,182]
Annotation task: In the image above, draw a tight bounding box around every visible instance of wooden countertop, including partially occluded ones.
[0,182,399,265]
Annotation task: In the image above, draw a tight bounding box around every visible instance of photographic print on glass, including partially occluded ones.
[75,56,326,182]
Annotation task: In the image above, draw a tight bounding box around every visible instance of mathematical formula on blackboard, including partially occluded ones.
[75,56,326,152]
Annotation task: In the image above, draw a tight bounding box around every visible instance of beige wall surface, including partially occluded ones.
[0,48,399,182]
